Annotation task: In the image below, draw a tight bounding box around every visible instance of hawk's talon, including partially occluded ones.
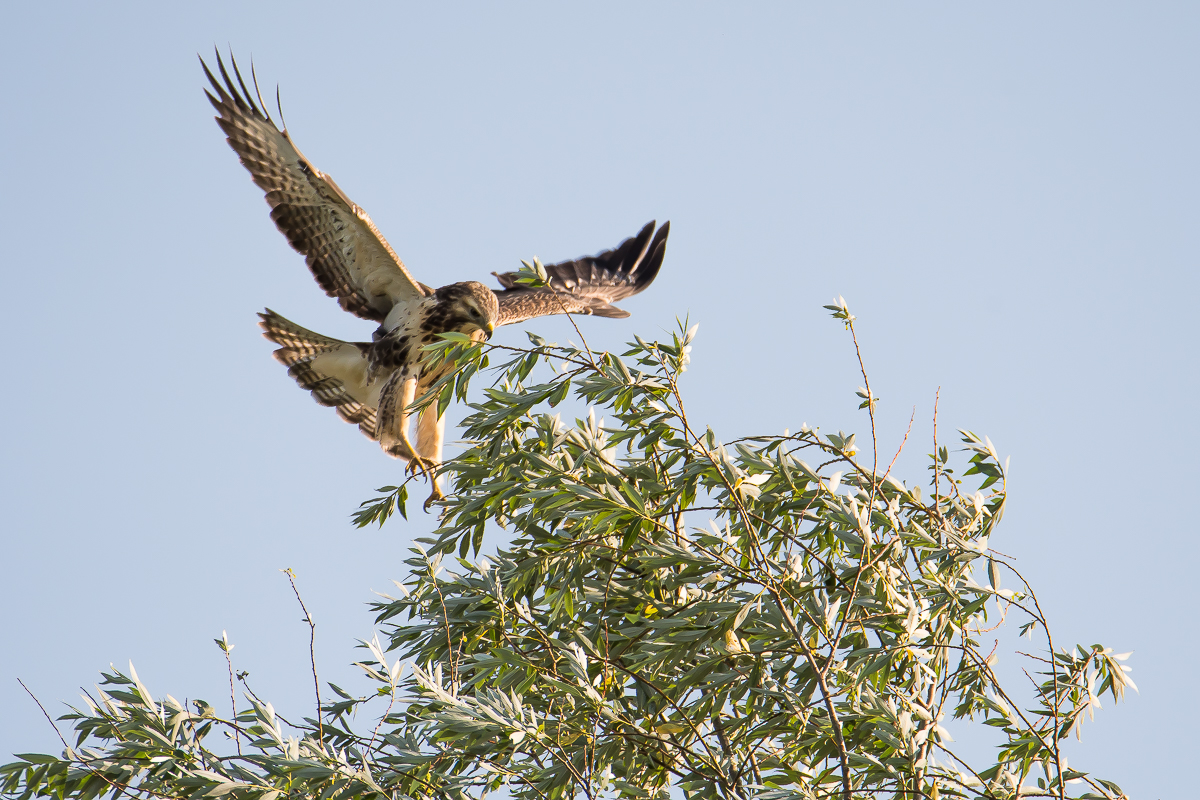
[407,455,438,478]
[423,482,445,511]
[404,453,443,511]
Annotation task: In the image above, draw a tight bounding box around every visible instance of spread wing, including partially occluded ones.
[203,51,428,322]
[493,221,669,326]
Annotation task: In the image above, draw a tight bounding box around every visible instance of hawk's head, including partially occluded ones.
[433,281,500,340]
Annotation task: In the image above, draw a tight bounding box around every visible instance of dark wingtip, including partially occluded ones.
[228,50,263,118]
[629,220,669,292]
[491,270,518,290]
[276,83,287,131]
[199,52,225,99]
[214,48,249,115]
[629,220,656,265]
[250,58,274,126]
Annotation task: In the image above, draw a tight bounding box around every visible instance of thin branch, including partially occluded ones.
[367,653,401,753]
[1004,561,1066,798]
[598,654,728,785]
[932,387,945,532]
[481,340,594,370]
[18,678,69,751]
[282,568,323,744]
[240,674,305,732]
[425,555,462,686]
[219,632,241,755]
[544,276,600,372]
[845,315,879,503]
[766,587,853,800]
[881,407,916,483]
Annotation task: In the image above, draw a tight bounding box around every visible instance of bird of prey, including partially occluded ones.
[202,53,669,502]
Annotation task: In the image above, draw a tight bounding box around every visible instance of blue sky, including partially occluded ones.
[2,3,1196,796]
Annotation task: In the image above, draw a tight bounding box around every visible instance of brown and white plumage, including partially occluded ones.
[204,51,669,496]
[202,55,427,322]
[493,221,669,325]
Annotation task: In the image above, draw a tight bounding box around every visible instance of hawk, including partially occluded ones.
[203,53,669,502]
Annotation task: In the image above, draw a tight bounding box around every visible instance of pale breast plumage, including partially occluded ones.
[206,51,669,503]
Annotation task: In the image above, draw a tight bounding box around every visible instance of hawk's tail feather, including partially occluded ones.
[259,309,365,365]
[258,309,381,442]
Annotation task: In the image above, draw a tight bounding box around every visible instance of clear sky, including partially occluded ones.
[2,3,1195,796]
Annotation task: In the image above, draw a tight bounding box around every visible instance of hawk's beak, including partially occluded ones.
[484,321,495,340]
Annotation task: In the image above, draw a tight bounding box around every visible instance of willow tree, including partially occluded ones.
[4,296,1133,800]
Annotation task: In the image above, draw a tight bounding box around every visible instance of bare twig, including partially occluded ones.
[219,631,241,754]
[18,678,68,750]
[548,289,600,371]
[481,340,594,370]
[282,568,323,744]
[881,407,916,483]
[845,315,879,501]
[932,387,944,519]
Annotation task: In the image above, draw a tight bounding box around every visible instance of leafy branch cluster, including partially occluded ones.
[3,301,1133,800]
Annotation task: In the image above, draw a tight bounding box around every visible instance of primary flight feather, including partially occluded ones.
[202,52,669,500]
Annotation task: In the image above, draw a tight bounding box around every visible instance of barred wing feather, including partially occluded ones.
[493,221,669,325]
[203,51,427,322]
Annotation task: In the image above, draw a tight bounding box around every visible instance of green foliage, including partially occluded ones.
[4,305,1133,800]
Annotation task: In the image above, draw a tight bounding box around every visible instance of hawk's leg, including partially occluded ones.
[378,372,440,504]
[392,376,443,507]
[416,404,447,509]
[377,371,418,459]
